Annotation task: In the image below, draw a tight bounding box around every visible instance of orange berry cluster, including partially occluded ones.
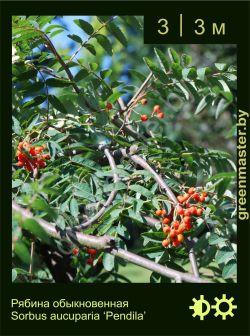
[140,100,165,122]
[155,187,208,248]
[16,141,50,171]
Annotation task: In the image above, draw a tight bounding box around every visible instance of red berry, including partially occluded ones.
[202,192,208,197]
[161,209,167,216]
[177,195,185,204]
[183,216,191,224]
[189,206,197,216]
[176,206,184,215]
[163,225,171,234]
[183,209,191,216]
[177,234,184,243]
[199,195,205,202]
[29,147,36,156]
[185,222,193,231]
[188,187,196,195]
[192,193,200,201]
[36,158,46,168]
[17,161,24,167]
[162,217,170,225]
[172,220,180,229]
[106,102,112,110]
[155,209,162,216]
[182,193,190,201]
[172,240,181,247]
[18,142,24,149]
[169,230,177,239]
[86,257,94,265]
[72,248,79,255]
[177,223,186,233]
[140,114,148,122]
[153,105,161,113]
[141,98,147,105]
[17,152,26,160]
[162,239,170,248]
[22,142,30,150]
[42,154,51,160]
[157,112,165,119]
[196,208,203,216]
[87,248,97,256]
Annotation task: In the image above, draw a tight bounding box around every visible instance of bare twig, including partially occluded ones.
[127,72,153,109]
[12,201,211,283]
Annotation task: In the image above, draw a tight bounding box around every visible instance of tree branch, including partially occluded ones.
[12,201,211,283]
[68,16,117,64]
[74,146,119,230]
[120,148,177,204]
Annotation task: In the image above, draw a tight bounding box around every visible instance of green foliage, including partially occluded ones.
[12,15,237,283]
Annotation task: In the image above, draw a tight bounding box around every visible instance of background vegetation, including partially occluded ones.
[12,16,237,283]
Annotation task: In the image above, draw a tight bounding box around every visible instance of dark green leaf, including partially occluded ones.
[95,34,113,55]
[32,198,57,220]
[48,95,67,114]
[142,231,166,242]
[215,247,235,264]
[14,240,31,265]
[154,48,170,72]
[74,19,94,35]
[50,29,64,38]
[129,184,153,198]
[182,67,197,80]
[67,34,82,44]
[74,68,89,82]
[209,233,227,245]
[222,259,237,279]
[103,182,127,192]
[46,78,71,87]
[181,54,192,66]
[84,44,96,55]
[168,48,180,64]
[171,63,183,80]
[107,22,127,46]
[22,95,46,108]
[100,69,112,79]
[194,94,214,115]
[71,156,100,171]
[143,57,169,83]
[106,91,125,103]
[207,171,236,181]
[74,189,95,202]
[23,219,50,244]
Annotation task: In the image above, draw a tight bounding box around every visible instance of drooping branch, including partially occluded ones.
[120,148,177,204]
[12,201,211,283]
[74,146,120,231]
